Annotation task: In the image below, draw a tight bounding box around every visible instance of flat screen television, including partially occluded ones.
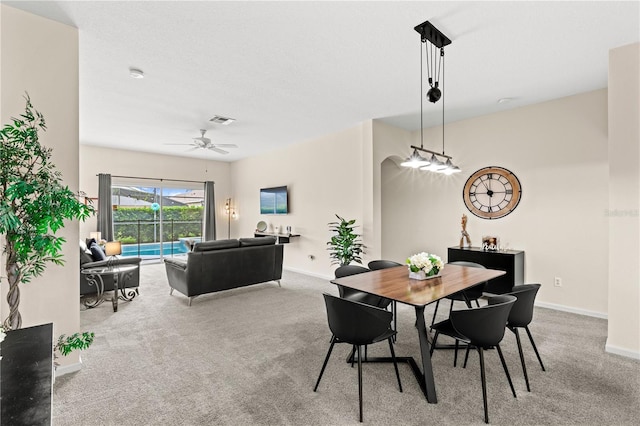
[260,186,288,214]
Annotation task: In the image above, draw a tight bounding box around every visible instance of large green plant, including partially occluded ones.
[327,214,365,266]
[0,94,94,330]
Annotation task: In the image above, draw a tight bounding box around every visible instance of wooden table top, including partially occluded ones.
[331,264,506,307]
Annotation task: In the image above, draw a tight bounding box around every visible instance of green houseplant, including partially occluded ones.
[327,214,365,266]
[0,94,94,330]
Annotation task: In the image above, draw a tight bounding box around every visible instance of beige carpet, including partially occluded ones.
[52,263,640,425]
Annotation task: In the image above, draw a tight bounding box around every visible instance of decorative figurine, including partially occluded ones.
[459,214,472,248]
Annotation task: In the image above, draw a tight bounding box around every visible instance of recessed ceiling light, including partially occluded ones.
[129,68,144,79]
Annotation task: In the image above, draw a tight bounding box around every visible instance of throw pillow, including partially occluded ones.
[89,242,107,261]
[80,248,94,265]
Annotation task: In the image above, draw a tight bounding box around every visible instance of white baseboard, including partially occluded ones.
[55,356,83,378]
[534,300,608,319]
[605,342,640,360]
[283,266,332,281]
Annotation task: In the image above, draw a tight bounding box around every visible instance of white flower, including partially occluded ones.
[407,252,443,275]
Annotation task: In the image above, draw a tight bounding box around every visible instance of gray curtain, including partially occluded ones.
[203,181,216,241]
[97,173,113,241]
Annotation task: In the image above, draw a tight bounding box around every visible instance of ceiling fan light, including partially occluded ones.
[401,149,430,168]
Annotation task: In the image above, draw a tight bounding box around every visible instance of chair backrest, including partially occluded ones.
[448,261,487,299]
[322,293,392,345]
[334,264,370,278]
[367,260,402,270]
[450,295,516,348]
[506,283,541,328]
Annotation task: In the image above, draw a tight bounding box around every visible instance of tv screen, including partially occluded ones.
[260,186,288,214]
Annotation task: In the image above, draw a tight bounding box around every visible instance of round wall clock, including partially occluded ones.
[462,166,522,219]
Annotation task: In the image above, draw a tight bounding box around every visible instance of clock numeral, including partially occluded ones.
[487,173,493,180]
[469,192,476,197]
[506,189,513,194]
[488,206,493,212]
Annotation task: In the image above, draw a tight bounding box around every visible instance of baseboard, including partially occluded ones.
[605,342,640,360]
[55,356,83,378]
[283,266,332,281]
[534,300,608,319]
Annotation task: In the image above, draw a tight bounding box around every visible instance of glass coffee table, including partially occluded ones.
[81,264,138,312]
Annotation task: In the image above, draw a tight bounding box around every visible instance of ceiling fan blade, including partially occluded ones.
[186,146,200,152]
[208,146,229,154]
[165,143,194,146]
[212,144,238,148]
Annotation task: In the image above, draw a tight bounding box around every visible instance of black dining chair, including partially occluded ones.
[431,294,517,424]
[368,260,403,338]
[314,293,402,423]
[430,261,488,327]
[334,265,390,309]
[505,283,545,391]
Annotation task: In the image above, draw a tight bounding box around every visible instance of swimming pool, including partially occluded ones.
[122,241,190,257]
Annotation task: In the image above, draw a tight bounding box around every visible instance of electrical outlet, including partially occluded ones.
[554,277,562,287]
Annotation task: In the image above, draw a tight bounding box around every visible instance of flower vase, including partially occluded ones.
[409,270,441,281]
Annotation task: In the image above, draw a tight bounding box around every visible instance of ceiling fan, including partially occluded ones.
[166,129,238,154]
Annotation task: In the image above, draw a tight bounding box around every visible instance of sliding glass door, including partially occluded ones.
[111,179,204,260]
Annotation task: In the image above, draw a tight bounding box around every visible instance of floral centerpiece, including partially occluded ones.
[406,252,444,280]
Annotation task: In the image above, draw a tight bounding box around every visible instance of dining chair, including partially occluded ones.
[334,265,390,308]
[505,283,545,391]
[313,293,402,423]
[367,260,403,338]
[431,294,517,424]
[430,261,488,327]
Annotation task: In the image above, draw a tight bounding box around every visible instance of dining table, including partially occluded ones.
[330,263,506,403]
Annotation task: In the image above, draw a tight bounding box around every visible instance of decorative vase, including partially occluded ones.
[409,270,441,281]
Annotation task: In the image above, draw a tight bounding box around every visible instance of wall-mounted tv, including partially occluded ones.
[260,186,288,215]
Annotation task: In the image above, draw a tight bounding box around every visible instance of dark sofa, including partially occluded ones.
[164,236,284,306]
[79,239,141,296]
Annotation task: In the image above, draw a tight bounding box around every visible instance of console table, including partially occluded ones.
[254,231,300,244]
[448,246,524,294]
[1,323,53,425]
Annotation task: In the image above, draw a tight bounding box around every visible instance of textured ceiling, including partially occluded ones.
[5,1,639,162]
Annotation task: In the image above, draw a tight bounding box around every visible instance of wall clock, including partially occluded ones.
[462,166,522,219]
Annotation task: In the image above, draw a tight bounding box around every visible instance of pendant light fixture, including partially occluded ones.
[401,20,460,174]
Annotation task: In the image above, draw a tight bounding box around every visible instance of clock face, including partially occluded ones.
[463,166,522,219]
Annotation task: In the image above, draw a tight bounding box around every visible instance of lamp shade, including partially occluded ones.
[105,241,122,256]
[89,231,101,242]
[400,149,430,168]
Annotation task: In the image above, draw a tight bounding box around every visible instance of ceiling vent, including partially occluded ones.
[209,115,235,125]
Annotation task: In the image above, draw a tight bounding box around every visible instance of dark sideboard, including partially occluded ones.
[448,246,524,294]
[1,322,53,425]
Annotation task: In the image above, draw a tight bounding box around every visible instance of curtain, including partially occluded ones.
[202,181,216,241]
[97,173,114,241]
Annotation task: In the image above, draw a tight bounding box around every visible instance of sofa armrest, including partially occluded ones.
[164,258,187,271]
[81,257,141,270]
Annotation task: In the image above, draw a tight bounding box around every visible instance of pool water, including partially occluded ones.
[122,241,189,257]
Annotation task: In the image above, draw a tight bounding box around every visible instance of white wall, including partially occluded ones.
[607,42,640,358]
[79,146,231,240]
[376,90,610,317]
[230,124,368,278]
[1,5,80,365]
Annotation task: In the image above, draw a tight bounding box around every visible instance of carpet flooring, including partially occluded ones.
[52,263,640,425]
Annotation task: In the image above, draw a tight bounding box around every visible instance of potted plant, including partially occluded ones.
[327,214,365,266]
[0,94,94,330]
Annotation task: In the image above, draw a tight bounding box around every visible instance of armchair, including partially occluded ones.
[79,239,141,296]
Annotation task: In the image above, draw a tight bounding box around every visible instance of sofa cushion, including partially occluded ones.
[80,248,94,265]
[193,239,240,252]
[89,242,107,261]
[239,236,277,247]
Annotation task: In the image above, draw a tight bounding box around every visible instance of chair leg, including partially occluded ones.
[169,288,174,296]
[463,345,471,368]
[513,328,530,392]
[351,345,356,368]
[356,345,363,423]
[392,301,397,342]
[478,348,489,424]
[188,297,193,307]
[430,300,440,327]
[525,326,546,371]
[496,344,517,398]
[430,331,440,356]
[387,338,403,392]
[313,336,336,392]
[454,339,459,367]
